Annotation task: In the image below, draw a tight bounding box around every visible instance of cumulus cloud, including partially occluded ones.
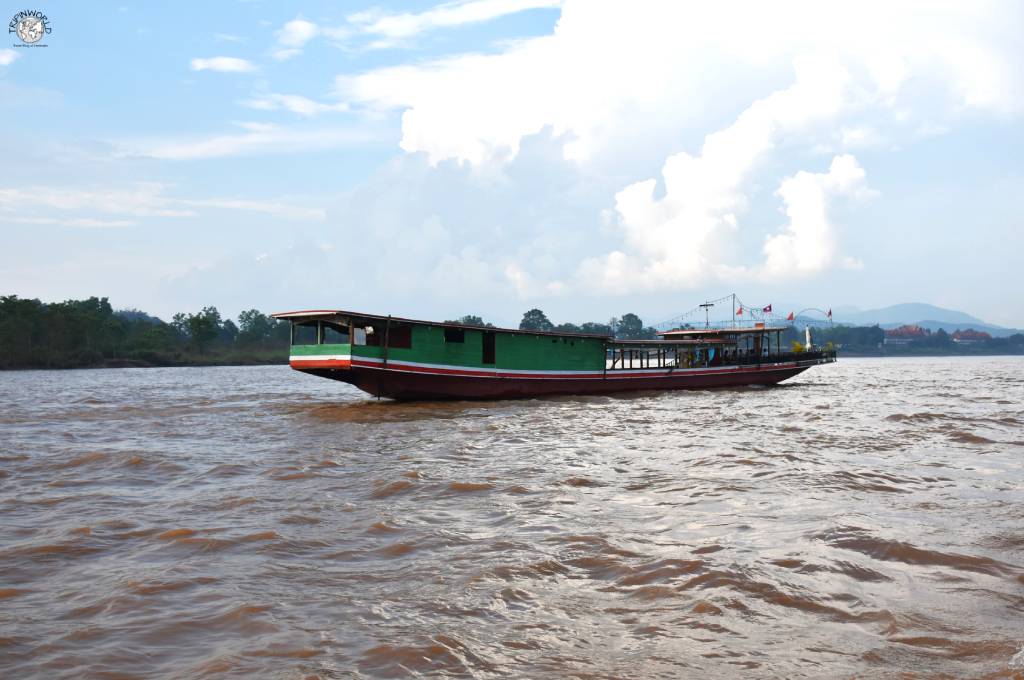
[339,0,1023,165]
[0,49,20,66]
[273,18,318,60]
[189,57,256,73]
[327,0,1022,296]
[762,155,871,277]
[163,132,616,320]
[579,57,854,291]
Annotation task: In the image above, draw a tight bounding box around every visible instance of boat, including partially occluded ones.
[271,308,836,401]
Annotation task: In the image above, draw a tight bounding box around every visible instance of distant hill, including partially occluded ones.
[837,303,986,326]
[829,303,1020,338]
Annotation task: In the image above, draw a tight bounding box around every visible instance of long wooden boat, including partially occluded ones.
[272,309,835,400]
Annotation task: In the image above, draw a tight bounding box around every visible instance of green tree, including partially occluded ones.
[617,313,644,339]
[579,321,613,336]
[519,308,554,332]
[171,313,189,338]
[187,306,221,354]
[238,309,273,345]
[136,323,178,353]
[219,318,239,345]
[445,314,493,327]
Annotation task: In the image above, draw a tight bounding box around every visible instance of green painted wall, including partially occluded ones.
[291,343,350,356]
[291,323,606,370]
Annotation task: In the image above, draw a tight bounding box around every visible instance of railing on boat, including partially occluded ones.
[604,347,836,370]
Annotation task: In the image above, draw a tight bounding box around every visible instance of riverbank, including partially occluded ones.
[0,351,287,370]
[837,348,1024,358]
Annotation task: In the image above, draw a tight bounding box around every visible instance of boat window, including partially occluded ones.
[292,322,318,345]
[482,331,495,364]
[321,322,349,345]
[389,325,412,349]
[366,323,412,349]
[352,328,367,346]
[444,327,465,343]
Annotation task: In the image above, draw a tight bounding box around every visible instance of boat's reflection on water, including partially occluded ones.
[287,381,806,424]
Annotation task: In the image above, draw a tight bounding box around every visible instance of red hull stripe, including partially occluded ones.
[290,354,799,380]
[290,359,353,369]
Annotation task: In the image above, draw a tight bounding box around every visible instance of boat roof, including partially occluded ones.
[271,309,612,339]
[658,326,787,337]
[611,338,735,345]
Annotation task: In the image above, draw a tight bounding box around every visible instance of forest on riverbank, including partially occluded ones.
[0,296,288,369]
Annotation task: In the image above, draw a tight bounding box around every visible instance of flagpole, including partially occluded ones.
[732,293,735,328]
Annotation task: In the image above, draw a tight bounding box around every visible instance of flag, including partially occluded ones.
[762,304,772,313]
[786,311,794,321]
[736,306,743,316]
[827,309,832,318]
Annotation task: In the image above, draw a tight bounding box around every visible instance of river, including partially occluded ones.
[1,357,1022,678]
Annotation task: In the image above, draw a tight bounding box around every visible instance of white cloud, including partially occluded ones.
[118,122,381,160]
[0,184,194,218]
[349,0,562,46]
[579,57,853,291]
[0,184,324,224]
[326,0,1023,296]
[190,56,256,73]
[181,198,325,221]
[0,49,19,66]
[265,2,560,57]
[762,154,870,277]
[339,0,1023,166]
[240,93,348,116]
[273,18,318,60]
[8,216,137,228]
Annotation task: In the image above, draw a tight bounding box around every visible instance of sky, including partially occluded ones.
[1,0,1022,328]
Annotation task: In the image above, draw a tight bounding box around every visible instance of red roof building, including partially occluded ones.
[952,329,991,344]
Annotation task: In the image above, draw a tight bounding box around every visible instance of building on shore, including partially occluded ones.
[951,329,992,345]
[883,324,930,346]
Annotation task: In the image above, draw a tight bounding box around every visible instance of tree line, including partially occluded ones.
[0,295,288,369]
[4,295,1020,370]
[778,323,1024,355]
[517,308,659,339]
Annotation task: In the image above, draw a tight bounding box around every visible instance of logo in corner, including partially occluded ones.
[9,10,51,45]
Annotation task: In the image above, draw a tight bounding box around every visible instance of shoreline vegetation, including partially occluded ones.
[1,296,1022,371]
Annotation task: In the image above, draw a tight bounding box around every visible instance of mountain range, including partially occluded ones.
[823,303,1019,337]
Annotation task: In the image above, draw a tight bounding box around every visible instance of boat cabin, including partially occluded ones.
[276,309,611,373]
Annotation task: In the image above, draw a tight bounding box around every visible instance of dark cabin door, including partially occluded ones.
[482,331,496,364]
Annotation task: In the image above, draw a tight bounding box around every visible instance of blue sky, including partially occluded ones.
[2,1,1022,328]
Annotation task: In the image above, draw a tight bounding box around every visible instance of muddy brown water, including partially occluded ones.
[1,358,1023,678]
